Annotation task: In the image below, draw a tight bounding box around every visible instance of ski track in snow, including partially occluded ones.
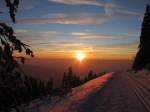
[78,72,147,112]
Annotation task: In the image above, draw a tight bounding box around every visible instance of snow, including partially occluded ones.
[42,72,113,112]
[10,96,61,112]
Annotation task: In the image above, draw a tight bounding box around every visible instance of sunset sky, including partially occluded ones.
[0,0,150,59]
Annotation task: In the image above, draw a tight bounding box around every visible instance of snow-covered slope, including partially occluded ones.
[41,72,114,112]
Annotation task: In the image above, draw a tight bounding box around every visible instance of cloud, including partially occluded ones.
[46,42,93,52]
[71,32,115,39]
[17,13,111,25]
[14,30,93,52]
[14,29,137,59]
[14,29,61,44]
[70,31,137,39]
[15,29,28,33]
[92,42,138,56]
[15,0,141,25]
[49,0,141,17]
[48,0,105,7]
[116,10,142,16]
[15,29,60,37]
[104,0,142,17]
[37,41,137,59]
[27,41,94,53]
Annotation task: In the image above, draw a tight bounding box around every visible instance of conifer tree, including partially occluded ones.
[87,70,94,80]
[46,78,53,94]
[62,67,81,90]
[62,72,67,89]
[133,5,150,70]
[0,1,34,111]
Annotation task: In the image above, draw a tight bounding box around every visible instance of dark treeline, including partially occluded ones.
[0,71,53,112]
[24,76,53,100]
[60,67,106,95]
[133,5,150,70]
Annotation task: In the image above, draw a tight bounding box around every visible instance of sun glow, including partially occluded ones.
[75,51,86,61]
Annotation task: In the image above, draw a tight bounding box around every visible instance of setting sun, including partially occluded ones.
[75,51,86,61]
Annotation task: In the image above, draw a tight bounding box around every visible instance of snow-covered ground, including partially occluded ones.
[21,70,150,112]
[43,72,113,112]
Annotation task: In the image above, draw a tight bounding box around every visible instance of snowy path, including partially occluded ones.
[79,72,148,112]
[43,71,150,112]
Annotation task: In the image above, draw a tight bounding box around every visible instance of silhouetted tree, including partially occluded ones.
[39,80,46,97]
[46,78,53,95]
[29,78,47,99]
[62,67,81,91]
[62,72,67,89]
[84,70,96,82]
[72,75,81,87]
[24,75,32,102]
[5,0,19,23]
[0,22,33,112]
[87,70,94,80]
[133,5,150,70]
[0,1,35,111]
